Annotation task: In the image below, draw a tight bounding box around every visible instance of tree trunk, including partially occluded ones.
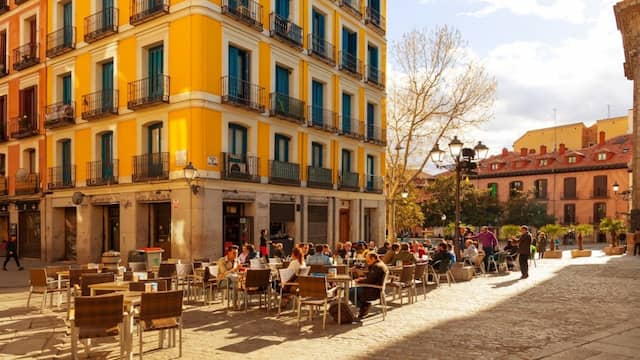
[386,200,396,243]
[577,233,583,251]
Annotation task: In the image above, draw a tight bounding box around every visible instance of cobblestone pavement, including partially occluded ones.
[1,249,639,359]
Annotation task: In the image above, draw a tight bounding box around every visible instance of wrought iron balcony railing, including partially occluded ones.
[307,166,333,189]
[15,172,39,195]
[338,0,362,19]
[365,124,386,145]
[130,0,169,25]
[221,0,263,31]
[365,6,385,34]
[85,7,119,43]
[132,152,169,182]
[0,176,7,196]
[221,152,260,183]
[127,75,170,110]
[270,160,300,185]
[82,89,119,120]
[339,51,362,79]
[87,159,119,186]
[339,116,363,139]
[270,13,303,48]
[365,175,383,193]
[592,190,609,199]
[307,105,337,133]
[270,92,305,124]
[308,34,335,65]
[0,1,8,16]
[44,102,75,129]
[48,165,75,190]
[221,76,265,112]
[10,114,39,139]
[365,65,385,88]
[46,27,76,58]
[339,171,360,191]
[13,43,39,71]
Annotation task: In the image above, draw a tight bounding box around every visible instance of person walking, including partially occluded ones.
[472,226,498,271]
[514,225,532,279]
[3,235,23,271]
[537,231,548,259]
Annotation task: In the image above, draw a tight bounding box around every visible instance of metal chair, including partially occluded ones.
[80,273,115,296]
[413,262,428,300]
[296,276,337,330]
[388,265,416,304]
[71,294,125,359]
[26,268,68,312]
[241,269,272,312]
[431,258,454,287]
[137,290,184,359]
[352,270,389,320]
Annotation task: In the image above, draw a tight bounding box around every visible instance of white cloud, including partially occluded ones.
[461,0,589,24]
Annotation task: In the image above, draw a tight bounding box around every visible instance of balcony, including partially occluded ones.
[0,176,7,196]
[339,171,360,191]
[339,116,363,140]
[270,13,303,49]
[221,0,263,32]
[44,102,75,129]
[339,51,362,79]
[222,152,260,183]
[15,172,39,195]
[10,114,39,139]
[365,7,385,34]
[46,27,76,58]
[269,93,305,124]
[365,65,385,89]
[308,34,335,66]
[82,90,119,120]
[132,152,169,182]
[0,1,8,16]
[338,0,362,19]
[365,175,383,193]
[592,190,609,199]
[221,76,265,113]
[47,165,75,190]
[87,159,119,186]
[127,75,170,110]
[12,43,39,71]
[365,124,386,145]
[307,106,337,133]
[270,160,300,186]
[307,166,333,189]
[130,0,169,26]
[84,7,119,43]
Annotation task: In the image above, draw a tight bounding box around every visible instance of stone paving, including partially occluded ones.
[1,248,640,359]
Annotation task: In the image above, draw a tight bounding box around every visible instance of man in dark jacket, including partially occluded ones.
[3,235,23,271]
[351,253,388,319]
[515,225,532,279]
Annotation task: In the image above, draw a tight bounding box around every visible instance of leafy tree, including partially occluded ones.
[501,190,555,228]
[500,225,521,241]
[599,218,626,248]
[395,186,425,233]
[540,224,567,251]
[573,224,594,250]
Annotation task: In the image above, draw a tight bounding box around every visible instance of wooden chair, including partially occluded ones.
[352,270,389,320]
[175,263,194,300]
[413,262,428,301]
[137,290,184,359]
[80,273,115,296]
[46,265,70,285]
[26,268,67,312]
[296,276,337,330]
[158,263,177,279]
[388,265,416,304]
[71,294,124,359]
[189,266,217,305]
[277,268,298,315]
[431,258,454,287]
[129,279,169,292]
[241,269,272,312]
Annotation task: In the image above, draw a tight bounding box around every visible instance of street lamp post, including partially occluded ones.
[184,162,199,260]
[613,181,620,219]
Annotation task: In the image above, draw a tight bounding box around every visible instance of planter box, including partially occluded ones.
[603,246,625,256]
[545,250,563,259]
[571,249,592,258]
[450,264,474,281]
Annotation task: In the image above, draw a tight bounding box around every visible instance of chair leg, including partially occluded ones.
[322,299,327,330]
[41,291,47,313]
[26,288,32,308]
[179,319,183,357]
[139,323,143,360]
[296,298,302,328]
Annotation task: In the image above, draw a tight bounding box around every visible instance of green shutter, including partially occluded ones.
[342,93,351,133]
[275,0,289,18]
[312,81,323,126]
[62,140,71,185]
[101,132,113,180]
[62,75,72,105]
[148,45,164,98]
[102,61,114,110]
[102,0,114,28]
[63,2,73,46]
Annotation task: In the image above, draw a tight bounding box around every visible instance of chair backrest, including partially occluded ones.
[158,263,177,278]
[80,273,115,296]
[309,264,327,274]
[268,257,282,264]
[399,265,415,283]
[123,271,134,281]
[128,262,147,272]
[69,268,98,287]
[74,294,124,330]
[129,279,168,292]
[437,257,451,274]
[207,265,218,280]
[414,263,427,280]
[29,268,48,287]
[244,269,271,288]
[192,262,203,269]
[332,265,348,275]
[140,290,184,322]
[249,258,265,269]
[297,276,328,299]
[299,267,311,276]
[46,265,69,278]
[175,263,193,278]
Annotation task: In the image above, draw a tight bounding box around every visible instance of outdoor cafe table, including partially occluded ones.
[88,281,132,296]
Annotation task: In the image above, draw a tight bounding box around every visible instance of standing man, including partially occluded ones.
[473,226,498,272]
[515,225,532,279]
[3,235,23,271]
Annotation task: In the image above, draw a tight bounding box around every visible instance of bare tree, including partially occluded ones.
[386,26,496,242]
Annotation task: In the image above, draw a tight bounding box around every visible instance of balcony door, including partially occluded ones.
[368,44,378,82]
[148,45,164,99]
[274,134,289,162]
[366,154,374,189]
[61,139,71,185]
[366,102,375,139]
[62,74,72,105]
[228,124,247,161]
[101,61,114,111]
[102,0,114,28]
[275,0,289,18]
[19,86,36,128]
[228,46,250,103]
[312,142,323,168]
[341,28,357,70]
[101,132,114,181]
[63,2,73,46]
[275,65,290,113]
[312,9,326,52]
[341,149,351,175]
[147,123,162,177]
[312,81,323,126]
[342,93,351,133]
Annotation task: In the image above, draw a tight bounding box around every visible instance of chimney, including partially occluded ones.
[540,145,547,155]
[599,131,606,145]
[520,147,528,157]
[529,149,536,155]
[559,143,566,155]
[502,148,509,157]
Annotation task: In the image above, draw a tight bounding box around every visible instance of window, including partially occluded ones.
[568,156,576,164]
[593,202,606,225]
[564,204,576,225]
[563,177,576,199]
[62,1,73,46]
[597,152,607,161]
[311,80,324,126]
[367,44,379,82]
[311,142,323,168]
[147,44,164,97]
[593,175,607,198]
[59,139,72,184]
[26,17,37,46]
[0,154,5,176]
[275,0,290,18]
[311,8,326,43]
[490,163,499,170]
[101,60,114,109]
[228,124,247,156]
[100,132,114,180]
[61,73,72,104]
[341,149,352,174]
[488,183,498,198]
[341,27,357,72]
[366,102,375,139]
[342,93,352,133]
[146,122,163,177]
[24,148,36,174]
[0,95,6,138]
[366,154,375,188]
[19,86,37,118]
[539,159,548,167]
[275,65,290,96]
[274,134,290,162]
[0,30,7,74]
[509,181,523,198]
[534,179,548,199]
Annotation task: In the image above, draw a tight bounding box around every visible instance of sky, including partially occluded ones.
[386,0,632,156]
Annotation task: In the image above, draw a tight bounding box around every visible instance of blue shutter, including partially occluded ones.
[312,81,323,126]
[102,0,114,28]
[366,103,374,139]
[228,46,239,99]
[102,61,114,111]
[275,66,289,95]
[101,132,113,180]
[276,0,289,18]
[62,75,72,105]
[63,2,73,46]
[368,45,378,82]
[342,93,351,133]
[275,134,289,162]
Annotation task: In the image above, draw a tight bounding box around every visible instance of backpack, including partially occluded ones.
[329,300,356,324]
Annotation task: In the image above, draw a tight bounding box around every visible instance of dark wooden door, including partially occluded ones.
[64,207,77,260]
[339,209,349,243]
[19,211,40,258]
[152,203,171,259]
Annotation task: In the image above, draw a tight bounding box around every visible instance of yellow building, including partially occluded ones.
[41,0,387,263]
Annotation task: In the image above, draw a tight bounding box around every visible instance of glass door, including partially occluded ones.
[148,123,162,177]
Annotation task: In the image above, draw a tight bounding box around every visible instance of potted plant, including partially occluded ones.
[539,224,566,258]
[599,218,626,255]
[571,224,593,258]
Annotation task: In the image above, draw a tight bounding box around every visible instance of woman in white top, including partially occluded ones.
[237,244,249,264]
[288,247,306,274]
[463,239,480,266]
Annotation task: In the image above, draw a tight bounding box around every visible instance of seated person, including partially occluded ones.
[377,242,391,255]
[391,243,417,265]
[446,242,456,269]
[382,243,400,265]
[271,243,284,259]
[424,239,433,250]
[463,239,480,265]
[428,243,450,272]
[280,247,307,308]
[307,244,332,265]
[350,253,388,319]
[237,244,250,264]
[503,239,518,255]
[217,245,240,300]
[244,244,258,265]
